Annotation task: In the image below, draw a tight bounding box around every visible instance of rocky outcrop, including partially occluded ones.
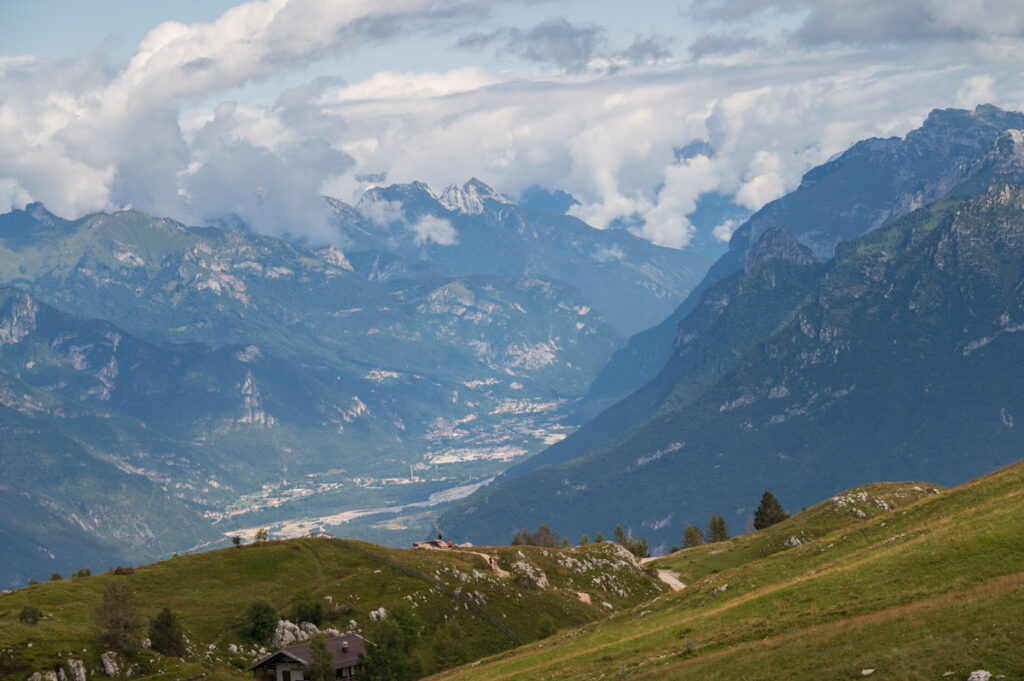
[271,619,320,647]
[0,290,39,345]
[744,226,816,274]
[67,658,87,681]
[99,651,120,677]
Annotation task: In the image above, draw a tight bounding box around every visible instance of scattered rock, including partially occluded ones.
[712,584,729,595]
[141,638,151,650]
[228,644,239,654]
[784,536,803,548]
[861,670,875,676]
[967,672,991,681]
[299,621,320,637]
[28,673,42,681]
[348,619,358,631]
[43,671,58,681]
[368,607,388,622]
[100,651,121,677]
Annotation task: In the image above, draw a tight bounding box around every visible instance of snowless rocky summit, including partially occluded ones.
[439,178,510,215]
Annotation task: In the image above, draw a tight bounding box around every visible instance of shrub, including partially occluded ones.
[18,606,42,625]
[292,593,324,627]
[247,599,278,642]
[49,572,62,581]
[148,607,186,657]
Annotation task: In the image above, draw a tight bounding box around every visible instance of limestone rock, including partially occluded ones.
[272,619,316,648]
[67,658,87,681]
[968,672,992,681]
[100,651,120,677]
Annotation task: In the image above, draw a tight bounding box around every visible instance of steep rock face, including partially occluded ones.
[585,105,1024,408]
[440,186,1024,548]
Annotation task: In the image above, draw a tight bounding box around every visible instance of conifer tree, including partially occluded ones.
[683,524,704,548]
[149,607,186,657]
[708,514,729,542]
[753,490,790,529]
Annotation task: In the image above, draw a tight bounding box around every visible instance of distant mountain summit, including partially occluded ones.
[328,178,711,336]
[439,178,512,214]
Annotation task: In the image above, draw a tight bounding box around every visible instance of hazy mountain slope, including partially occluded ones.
[501,228,822,479]
[586,105,1024,408]
[439,184,1024,548]
[0,399,218,588]
[329,178,711,336]
[436,459,1024,680]
[0,205,628,585]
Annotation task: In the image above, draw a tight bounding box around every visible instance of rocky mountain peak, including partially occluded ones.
[439,178,510,215]
[744,225,816,273]
[25,202,60,226]
[962,129,1024,187]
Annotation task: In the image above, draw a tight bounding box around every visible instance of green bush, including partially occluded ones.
[247,599,278,642]
[18,606,42,625]
[149,607,186,657]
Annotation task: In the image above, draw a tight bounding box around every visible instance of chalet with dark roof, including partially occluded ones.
[247,634,367,680]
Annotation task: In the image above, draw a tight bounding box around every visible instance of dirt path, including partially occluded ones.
[639,556,686,592]
[451,547,512,577]
[654,569,686,592]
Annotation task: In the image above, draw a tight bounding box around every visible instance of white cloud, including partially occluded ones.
[592,244,626,262]
[358,197,405,226]
[712,219,740,242]
[3,0,1024,255]
[410,214,458,245]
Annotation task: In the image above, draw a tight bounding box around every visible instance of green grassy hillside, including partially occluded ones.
[431,459,1024,680]
[1,538,662,680]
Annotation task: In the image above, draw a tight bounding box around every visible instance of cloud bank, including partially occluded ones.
[3,0,1024,250]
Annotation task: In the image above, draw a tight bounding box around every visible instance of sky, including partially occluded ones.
[3,0,1024,253]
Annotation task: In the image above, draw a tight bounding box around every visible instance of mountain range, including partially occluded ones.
[0,181,707,587]
[438,107,1024,550]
